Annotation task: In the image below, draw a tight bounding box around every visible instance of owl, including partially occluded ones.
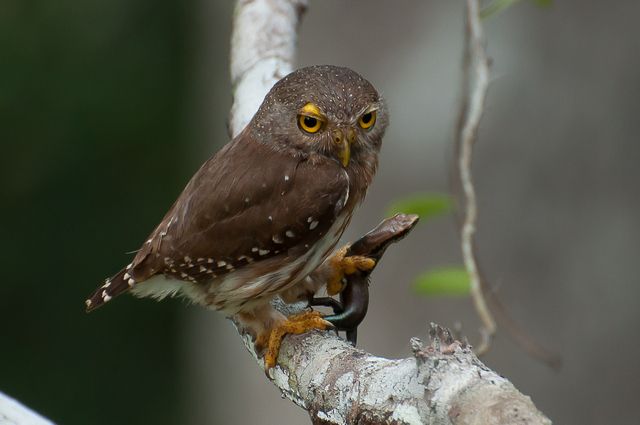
[86,65,388,369]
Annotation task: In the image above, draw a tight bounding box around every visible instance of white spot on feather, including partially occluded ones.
[285,230,295,238]
[101,290,112,302]
[259,249,269,256]
[310,221,319,230]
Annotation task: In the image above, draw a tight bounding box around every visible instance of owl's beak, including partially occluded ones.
[333,128,356,167]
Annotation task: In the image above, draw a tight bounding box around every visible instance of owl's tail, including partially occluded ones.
[85,268,133,312]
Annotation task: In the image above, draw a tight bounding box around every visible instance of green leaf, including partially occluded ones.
[480,0,522,19]
[481,0,552,19]
[413,267,470,296]
[387,193,453,220]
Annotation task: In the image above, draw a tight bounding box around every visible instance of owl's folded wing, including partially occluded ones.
[128,137,350,284]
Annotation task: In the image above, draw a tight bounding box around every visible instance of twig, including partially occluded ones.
[454,0,562,368]
[456,0,496,355]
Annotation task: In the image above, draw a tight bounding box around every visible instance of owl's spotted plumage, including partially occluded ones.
[86,65,388,367]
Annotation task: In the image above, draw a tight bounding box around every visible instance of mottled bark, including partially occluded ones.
[232,216,550,425]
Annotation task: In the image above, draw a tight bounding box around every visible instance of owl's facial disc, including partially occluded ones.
[298,101,354,167]
[297,102,380,167]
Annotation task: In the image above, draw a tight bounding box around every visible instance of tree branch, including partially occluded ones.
[455,0,496,356]
[229,0,308,137]
[0,391,54,425]
[228,0,552,423]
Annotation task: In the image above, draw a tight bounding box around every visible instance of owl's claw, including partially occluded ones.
[263,311,334,372]
[326,245,376,296]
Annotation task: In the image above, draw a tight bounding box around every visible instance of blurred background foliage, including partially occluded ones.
[1,0,195,423]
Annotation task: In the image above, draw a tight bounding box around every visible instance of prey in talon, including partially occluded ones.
[311,213,420,346]
[84,66,388,371]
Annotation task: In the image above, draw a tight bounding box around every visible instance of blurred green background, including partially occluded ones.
[3,1,640,424]
[1,1,197,423]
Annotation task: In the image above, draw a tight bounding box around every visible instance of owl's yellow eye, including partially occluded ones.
[358,111,376,130]
[298,115,322,134]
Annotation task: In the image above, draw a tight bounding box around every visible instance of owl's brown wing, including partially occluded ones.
[126,134,349,288]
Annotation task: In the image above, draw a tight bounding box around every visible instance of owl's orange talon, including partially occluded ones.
[326,245,376,296]
[263,311,333,371]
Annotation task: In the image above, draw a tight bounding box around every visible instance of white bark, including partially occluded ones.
[229,0,308,137]
[238,318,551,425]
[228,0,552,423]
[0,392,54,425]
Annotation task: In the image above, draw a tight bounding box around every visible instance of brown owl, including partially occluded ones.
[85,65,388,369]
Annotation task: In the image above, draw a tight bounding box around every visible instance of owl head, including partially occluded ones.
[249,65,388,168]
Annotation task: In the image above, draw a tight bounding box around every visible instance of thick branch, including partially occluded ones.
[229,0,552,423]
[229,0,308,137]
[233,217,551,424]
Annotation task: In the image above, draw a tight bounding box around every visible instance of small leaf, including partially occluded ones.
[387,193,453,220]
[480,0,521,19]
[413,267,470,296]
[481,0,552,19]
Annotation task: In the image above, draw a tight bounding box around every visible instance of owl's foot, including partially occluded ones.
[326,245,376,296]
[263,311,333,371]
